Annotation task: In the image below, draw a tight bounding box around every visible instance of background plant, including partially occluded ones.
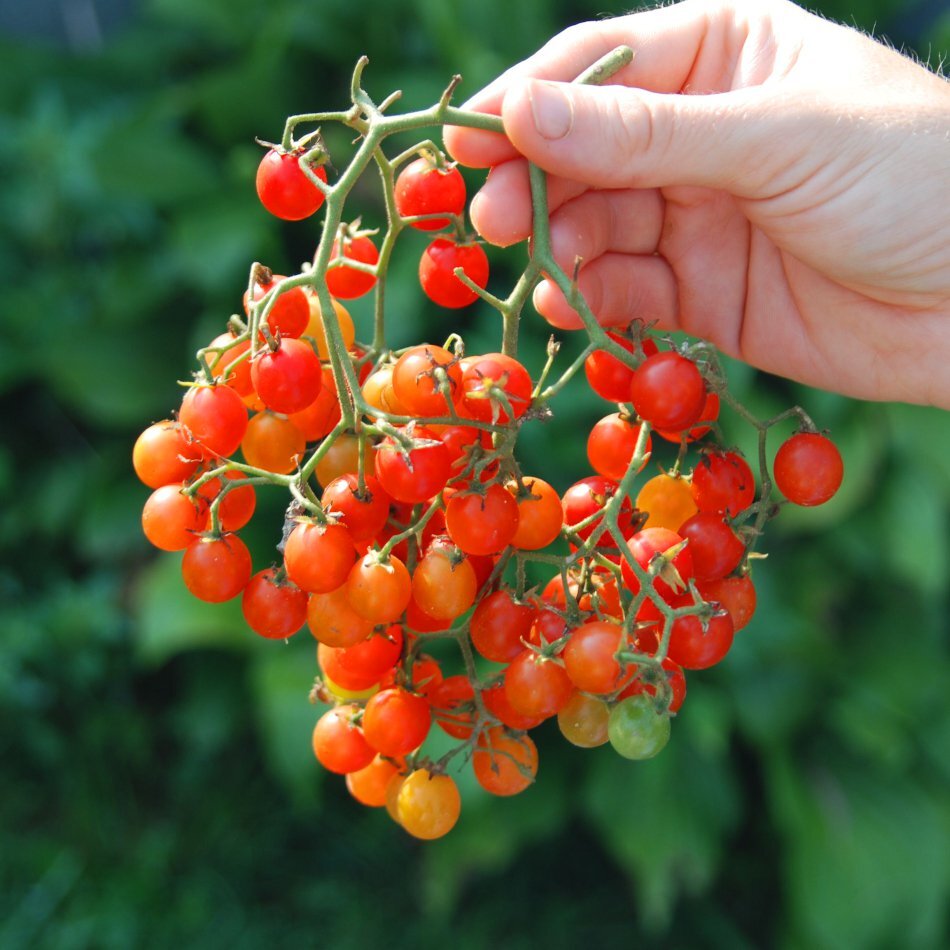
[1,0,949,947]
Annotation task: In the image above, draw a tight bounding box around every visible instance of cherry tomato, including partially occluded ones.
[179,383,248,459]
[141,484,207,551]
[311,704,374,774]
[419,237,488,308]
[133,421,202,488]
[396,770,461,840]
[557,691,610,748]
[504,649,573,720]
[562,620,632,694]
[251,337,322,415]
[243,272,309,339]
[411,541,477,620]
[362,687,432,757]
[283,520,356,593]
[696,574,757,632]
[321,473,391,543]
[506,477,563,550]
[374,425,451,503]
[241,411,306,474]
[666,606,735,670]
[346,754,402,808]
[460,353,531,423]
[473,728,538,796]
[241,568,307,639]
[636,473,697,532]
[317,626,403,692]
[586,413,651,481]
[394,157,466,231]
[470,590,537,663]
[306,586,375,647]
[345,553,412,623]
[256,148,328,221]
[181,534,252,602]
[620,526,694,601]
[584,333,658,402]
[326,233,378,299]
[773,432,843,506]
[445,483,519,556]
[691,450,756,516]
[391,344,461,416]
[678,512,745,582]
[630,352,706,432]
[607,695,670,760]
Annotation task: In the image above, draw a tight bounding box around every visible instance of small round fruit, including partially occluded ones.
[419,237,488,308]
[773,432,843,506]
[473,728,538,796]
[396,769,461,840]
[607,695,671,760]
[256,148,328,221]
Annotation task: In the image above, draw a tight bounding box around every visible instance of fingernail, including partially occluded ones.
[528,80,574,140]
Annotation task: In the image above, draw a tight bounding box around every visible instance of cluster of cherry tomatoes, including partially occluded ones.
[134,131,844,842]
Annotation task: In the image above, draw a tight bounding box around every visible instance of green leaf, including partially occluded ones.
[249,639,323,799]
[768,750,950,949]
[130,555,249,666]
[581,713,740,929]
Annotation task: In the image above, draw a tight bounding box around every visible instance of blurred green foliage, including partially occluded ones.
[1,0,948,947]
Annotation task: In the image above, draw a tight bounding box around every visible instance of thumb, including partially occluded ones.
[501,77,812,197]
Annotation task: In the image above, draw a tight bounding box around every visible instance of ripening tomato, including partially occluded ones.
[302,293,356,359]
[345,553,412,623]
[636,473,698,532]
[607,695,670,760]
[288,369,342,441]
[473,728,538,796]
[133,421,202,488]
[557,691,610,748]
[362,687,432,757]
[181,534,252,602]
[251,337,322,415]
[241,568,307,639]
[419,237,488,308]
[773,432,843,507]
[396,770,461,839]
[445,483,519,556]
[179,383,248,459]
[678,512,745,582]
[311,704,374,774]
[326,233,379,299]
[630,351,706,432]
[283,520,356,593]
[504,649,573,720]
[346,754,402,808]
[394,157,466,231]
[482,681,545,732]
[315,433,363,487]
[411,541,477,620]
[243,272,310,340]
[142,484,207,551]
[586,413,651,481]
[242,411,306,474]
[391,344,462,416]
[306,586,375,647]
[256,148,328,221]
[506,477,563,550]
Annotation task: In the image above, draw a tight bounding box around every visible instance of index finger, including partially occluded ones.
[443,2,710,167]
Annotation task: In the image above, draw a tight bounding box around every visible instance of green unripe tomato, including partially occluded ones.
[607,695,671,760]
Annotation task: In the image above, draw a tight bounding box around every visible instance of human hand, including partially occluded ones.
[443,0,950,408]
